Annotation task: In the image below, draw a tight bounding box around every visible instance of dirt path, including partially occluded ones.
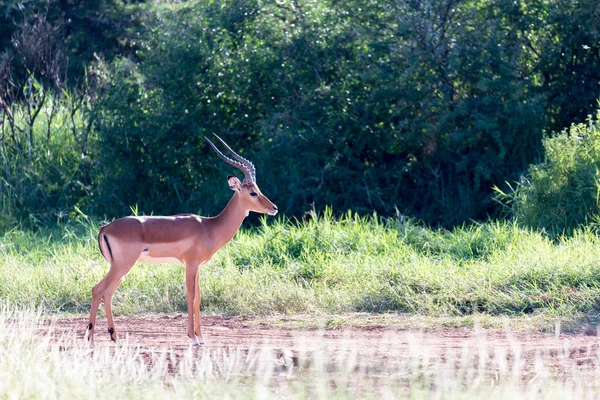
[48,314,600,377]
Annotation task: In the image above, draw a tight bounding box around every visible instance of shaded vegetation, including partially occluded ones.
[0,0,148,82]
[0,0,599,230]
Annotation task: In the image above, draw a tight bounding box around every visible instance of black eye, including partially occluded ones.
[250,192,258,197]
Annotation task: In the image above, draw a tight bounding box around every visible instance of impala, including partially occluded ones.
[86,135,278,346]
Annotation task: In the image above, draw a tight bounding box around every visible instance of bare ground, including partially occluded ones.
[46,313,600,382]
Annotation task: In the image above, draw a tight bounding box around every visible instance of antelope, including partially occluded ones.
[85,135,278,346]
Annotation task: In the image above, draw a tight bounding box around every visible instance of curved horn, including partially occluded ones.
[205,135,255,184]
[212,134,256,183]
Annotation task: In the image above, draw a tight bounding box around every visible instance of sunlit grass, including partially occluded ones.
[1,211,600,328]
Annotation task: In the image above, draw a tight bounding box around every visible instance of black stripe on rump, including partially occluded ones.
[103,235,114,260]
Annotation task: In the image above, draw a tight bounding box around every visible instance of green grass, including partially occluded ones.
[3,212,600,398]
[2,210,600,328]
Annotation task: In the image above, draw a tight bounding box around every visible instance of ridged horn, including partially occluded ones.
[205,134,256,184]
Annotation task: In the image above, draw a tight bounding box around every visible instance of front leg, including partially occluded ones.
[185,263,202,346]
[193,268,204,343]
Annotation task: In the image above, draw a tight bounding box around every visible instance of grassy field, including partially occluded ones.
[1,210,600,330]
[3,212,600,397]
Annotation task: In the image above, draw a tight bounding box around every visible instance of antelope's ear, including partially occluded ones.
[227,175,242,191]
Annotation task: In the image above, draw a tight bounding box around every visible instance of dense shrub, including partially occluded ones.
[1,0,600,228]
[0,0,149,84]
[0,89,97,229]
[0,12,102,229]
[92,0,560,224]
[496,111,600,234]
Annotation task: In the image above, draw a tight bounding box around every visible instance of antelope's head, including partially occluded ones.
[206,135,278,216]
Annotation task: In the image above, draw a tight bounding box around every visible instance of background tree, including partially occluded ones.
[94,0,581,226]
[0,0,148,85]
[1,0,600,229]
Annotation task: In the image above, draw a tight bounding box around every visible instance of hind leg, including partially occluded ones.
[87,274,109,346]
[103,273,126,342]
[86,263,133,345]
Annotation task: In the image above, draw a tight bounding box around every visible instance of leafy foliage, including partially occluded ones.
[496,111,600,235]
[0,82,99,229]
[1,0,600,228]
[93,0,553,223]
[0,0,149,83]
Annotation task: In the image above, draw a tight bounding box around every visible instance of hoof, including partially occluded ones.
[190,335,204,346]
[85,323,94,345]
[108,327,117,342]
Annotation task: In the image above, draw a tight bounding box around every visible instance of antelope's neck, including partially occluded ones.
[210,193,247,250]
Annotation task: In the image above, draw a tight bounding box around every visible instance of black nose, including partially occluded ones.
[273,205,278,210]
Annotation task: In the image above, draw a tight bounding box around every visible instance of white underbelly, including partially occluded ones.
[138,251,183,265]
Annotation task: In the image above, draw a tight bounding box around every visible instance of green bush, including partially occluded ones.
[2,0,600,228]
[0,81,97,229]
[496,111,600,234]
[93,0,552,224]
[0,0,149,84]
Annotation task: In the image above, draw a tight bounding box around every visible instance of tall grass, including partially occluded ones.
[0,308,599,398]
[1,211,600,326]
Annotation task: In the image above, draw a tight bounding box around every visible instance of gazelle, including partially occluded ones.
[86,135,277,346]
